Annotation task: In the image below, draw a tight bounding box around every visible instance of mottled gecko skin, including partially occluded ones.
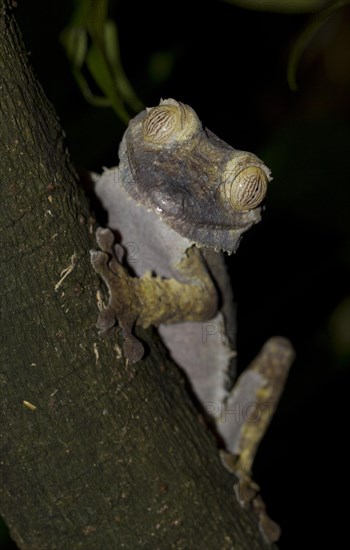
[91,99,294,541]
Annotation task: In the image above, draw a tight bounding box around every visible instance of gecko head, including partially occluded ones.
[118,99,272,253]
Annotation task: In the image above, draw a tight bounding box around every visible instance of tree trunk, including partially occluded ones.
[0,2,274,548]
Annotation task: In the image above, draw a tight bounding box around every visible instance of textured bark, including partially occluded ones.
[0,2,274,548]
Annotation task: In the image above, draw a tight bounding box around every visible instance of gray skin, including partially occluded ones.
[93,98,271,416]
[94,168,234,409]
[91,99,294,542]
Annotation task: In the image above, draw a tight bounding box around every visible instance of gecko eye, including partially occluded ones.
[224,164,269,212]
[142,101,201,145]
[142,105,179,143]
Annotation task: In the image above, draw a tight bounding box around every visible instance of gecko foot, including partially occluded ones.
[90,229,144,363]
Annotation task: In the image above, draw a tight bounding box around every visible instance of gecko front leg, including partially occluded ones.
[90,227,218,362]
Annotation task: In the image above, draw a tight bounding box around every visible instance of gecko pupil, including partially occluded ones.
[232,167,267,211]
[241,176,259,206]
[143,107,177,142]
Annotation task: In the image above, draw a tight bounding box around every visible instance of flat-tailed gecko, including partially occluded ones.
[90,99,295,542]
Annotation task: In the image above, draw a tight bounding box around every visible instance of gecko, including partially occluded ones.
[90,99,295,542]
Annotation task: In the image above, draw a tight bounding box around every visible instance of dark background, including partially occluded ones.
[2,1,349,548]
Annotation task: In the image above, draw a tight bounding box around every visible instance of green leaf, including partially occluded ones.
[287,0,350,91]
[60,0,143,124]
[103,20,144,113]
[86,42,130,123]
[70,0,108,36]
[70,68,112,108]
[60,26,88,69]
